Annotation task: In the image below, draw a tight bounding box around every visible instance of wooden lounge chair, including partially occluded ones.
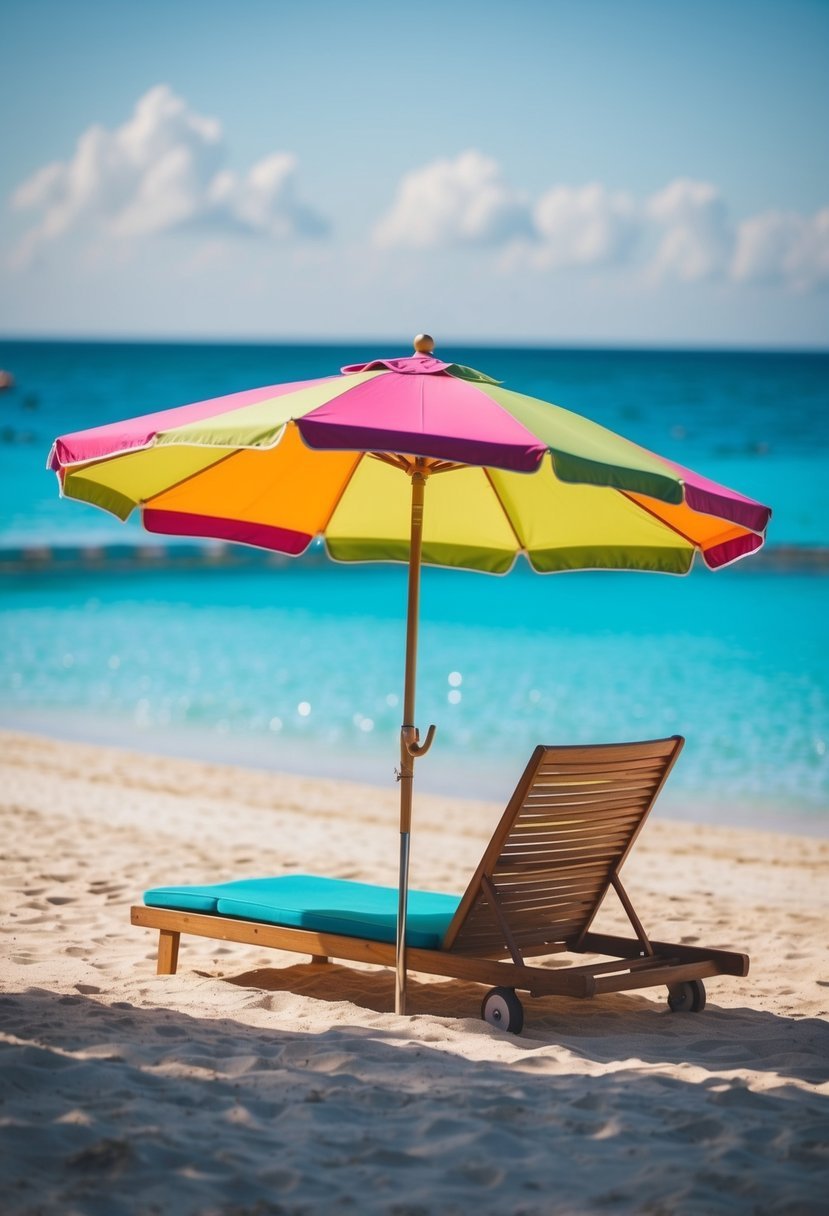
[132,736,748,1033]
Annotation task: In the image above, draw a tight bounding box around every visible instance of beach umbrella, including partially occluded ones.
[48,335,771,1014]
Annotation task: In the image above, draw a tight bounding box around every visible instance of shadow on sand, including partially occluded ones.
[219,961,829,1085]
[0,982,826,1216]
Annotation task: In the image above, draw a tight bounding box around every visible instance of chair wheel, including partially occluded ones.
[481,987,524,1034]
[667,980,706,1012]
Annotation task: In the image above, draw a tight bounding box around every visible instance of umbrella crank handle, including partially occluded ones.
[404,724,437,759]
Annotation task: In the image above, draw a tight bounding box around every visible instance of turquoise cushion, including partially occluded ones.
[144,874,460,950]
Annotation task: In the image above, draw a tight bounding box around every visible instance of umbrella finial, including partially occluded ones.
[413,333,435,355]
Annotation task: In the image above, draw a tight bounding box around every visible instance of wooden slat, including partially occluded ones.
[496,845,629,867]
[503,812,646,831]
[506,823,636,843]
[493,861,612,882]
[524,780,658,799]
[508,925,587,944]
[495,881,606,901]
[495,896,597,919]
[496,879,604,902]
[496,886,606,906]
[511,818,646,836]
[494,905,590,928]
[493,885,606,904]
[510,812,646,831]
[501,841,630,861]
[499,901,591,923]
[515,792,646,812]
[517,803,651,822]
[504,829,634,849]
[535,759,668,778]
[502,838,634,857]
[501,829,635,854]
[536,737,680,764]
[511,923,585,942]
[521,790,656,808]
[510,821,644,839]
[523,790,650,806]
[496,858,613,879]
[453,927,585,953]
[500,838,628,856]
[527,772,660,790]
[499,854,622,873]
[514,907,600,925]
[500,843,628,863]
[445,918,583,946]
[515,800,651,821]
[493,894,598,914]
[491,851,612,870]
[515,817,645,833]
[521,800,650,815]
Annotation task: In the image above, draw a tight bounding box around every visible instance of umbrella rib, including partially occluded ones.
[483,467,528,553]
[367,453,463,476]
[427,460,464,474]
[370,452,413,473]
[620,489,704,549]
[317,450,369,536]
[139,447,243,508]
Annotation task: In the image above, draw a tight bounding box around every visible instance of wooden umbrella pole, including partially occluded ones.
[396,460,436,1015]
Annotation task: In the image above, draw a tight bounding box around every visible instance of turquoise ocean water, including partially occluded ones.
[1,341,827,834]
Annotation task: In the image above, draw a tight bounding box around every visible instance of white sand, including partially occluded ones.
[1,728,827,1215]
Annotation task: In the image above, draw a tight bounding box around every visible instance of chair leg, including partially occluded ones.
[157,929,180,975]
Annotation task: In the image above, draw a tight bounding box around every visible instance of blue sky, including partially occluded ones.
[1,0,827,346]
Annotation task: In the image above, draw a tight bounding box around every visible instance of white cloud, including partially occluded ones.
[732,208,829,290]
[13,110,828,303]
[10,85,327,263]
[373,150,532,250]
[530,183,639,269]
[374,156,828,297]
[646,178,733,282]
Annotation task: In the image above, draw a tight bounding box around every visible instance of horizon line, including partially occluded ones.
[2,332,828,356]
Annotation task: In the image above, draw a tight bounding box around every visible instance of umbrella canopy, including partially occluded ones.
[48,336,771,1015]
[49,347,769,575]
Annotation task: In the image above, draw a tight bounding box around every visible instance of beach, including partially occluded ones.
[1,727,826,1215]
[3,0,828,1207]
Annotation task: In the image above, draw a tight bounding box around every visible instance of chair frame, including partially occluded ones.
[131,736,748,1005]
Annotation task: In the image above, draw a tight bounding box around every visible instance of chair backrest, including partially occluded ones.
[442,737,684,957]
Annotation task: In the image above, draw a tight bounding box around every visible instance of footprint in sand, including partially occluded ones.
[90,883,124,896]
